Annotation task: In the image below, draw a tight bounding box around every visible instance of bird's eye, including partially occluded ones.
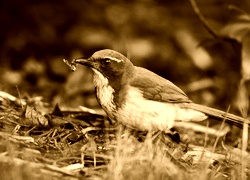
[103,58,111,64]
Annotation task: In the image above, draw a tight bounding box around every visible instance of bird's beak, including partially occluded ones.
[73,58,95,68]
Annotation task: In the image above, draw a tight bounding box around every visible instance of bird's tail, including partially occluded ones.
[188,103,250,127]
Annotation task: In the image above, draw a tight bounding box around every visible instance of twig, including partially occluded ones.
[174,122,230,137]
[211,106,230,153]
[189,0,218,38]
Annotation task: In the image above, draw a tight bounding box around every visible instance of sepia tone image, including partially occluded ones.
[0,0,250,179]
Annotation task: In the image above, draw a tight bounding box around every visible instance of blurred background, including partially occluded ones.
[0,0,250,113]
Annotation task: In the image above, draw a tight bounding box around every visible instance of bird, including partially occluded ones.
[68,49,249,132]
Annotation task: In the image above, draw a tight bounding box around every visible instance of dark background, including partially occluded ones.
[0,0,249,112]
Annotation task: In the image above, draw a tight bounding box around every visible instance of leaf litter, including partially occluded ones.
[0,90,249,179]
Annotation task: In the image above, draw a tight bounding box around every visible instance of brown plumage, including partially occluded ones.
[72,49,249,131]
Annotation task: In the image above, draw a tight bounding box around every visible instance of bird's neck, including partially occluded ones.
[92,69,122,93]
[91,67,134,111]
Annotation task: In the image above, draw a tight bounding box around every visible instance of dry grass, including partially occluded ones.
[0,91,249,180]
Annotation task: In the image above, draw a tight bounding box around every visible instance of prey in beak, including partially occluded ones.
[63,57,93,71]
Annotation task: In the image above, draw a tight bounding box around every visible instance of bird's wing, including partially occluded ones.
[130,67,192,103]
[129,67,250,126]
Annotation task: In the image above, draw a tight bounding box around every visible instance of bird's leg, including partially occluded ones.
[163,129,181,143]
[161,129,190,149]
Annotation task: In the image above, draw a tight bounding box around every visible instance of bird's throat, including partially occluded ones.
[92,69,117,119]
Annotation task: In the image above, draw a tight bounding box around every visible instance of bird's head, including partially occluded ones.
[73,49,134,79]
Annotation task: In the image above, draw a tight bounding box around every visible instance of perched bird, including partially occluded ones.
[69,49,249,132]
